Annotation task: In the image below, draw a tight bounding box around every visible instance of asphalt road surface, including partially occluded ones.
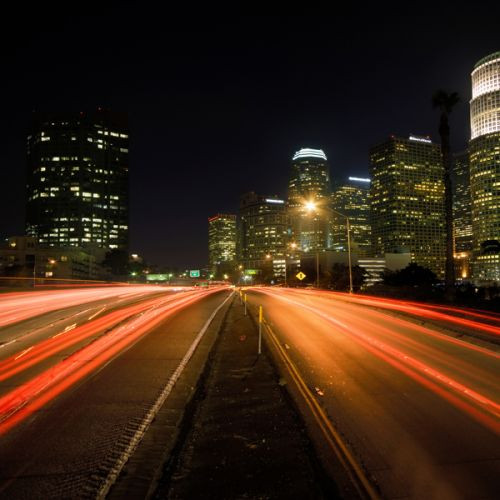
[247,287,500,500]
[0,285,231,498]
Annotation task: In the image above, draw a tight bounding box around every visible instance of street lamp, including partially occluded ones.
[331,208,353,294]
[303,201,321,288]
[303,200,353,293]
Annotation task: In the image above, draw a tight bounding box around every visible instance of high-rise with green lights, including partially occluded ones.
[369,135,445,277]
[25,110,129,251]
[331,176,372,257]
[208,214,237,274]
[287,148,331,252]
[469,52,500,284]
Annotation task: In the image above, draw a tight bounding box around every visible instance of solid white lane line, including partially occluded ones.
[96,291,234,499]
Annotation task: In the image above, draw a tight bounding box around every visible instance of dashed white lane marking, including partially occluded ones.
[15,346,34,360]
[88,307,106,321]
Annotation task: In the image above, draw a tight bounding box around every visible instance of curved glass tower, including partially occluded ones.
[470,52,500,139]
[469,52,500,284]
[287,148,331,251]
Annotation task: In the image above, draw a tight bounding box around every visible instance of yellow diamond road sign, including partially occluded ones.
[296,272,306,281]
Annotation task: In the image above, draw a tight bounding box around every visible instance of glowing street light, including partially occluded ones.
[301,201,353,293]
[304,200,316,212]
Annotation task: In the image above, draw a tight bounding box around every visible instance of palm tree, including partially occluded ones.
[432,90,460,300]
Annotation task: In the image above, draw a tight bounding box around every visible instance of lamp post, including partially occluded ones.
[304,201,322,289]
[285,242,298,287]
[331,208,353,294]
[32,256,36,288]
[304,200,353,294]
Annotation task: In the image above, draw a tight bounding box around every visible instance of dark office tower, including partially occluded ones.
[26,110,129,251]
[331,177,372,257]
[469,52,500,284]
[208,214,237,274]
[370,135,446,278]
[237,192,288,278]
[288,148,331,251]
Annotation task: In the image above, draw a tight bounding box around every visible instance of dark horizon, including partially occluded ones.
[1,9,499,268]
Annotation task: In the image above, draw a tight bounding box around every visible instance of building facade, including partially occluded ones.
[0,236,107,281]
[208,214,237,275]
[469,52,500,284]
[25,110,129,251]
[452,151,473,281]
[369,135,446,278]
[237,192,288,279]
[287,148,331,251]
[331,176,372,257]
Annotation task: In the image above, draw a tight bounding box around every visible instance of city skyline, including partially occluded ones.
[0,10,499,267]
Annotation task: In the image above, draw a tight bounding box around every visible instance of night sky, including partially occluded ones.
[1,8,499,268]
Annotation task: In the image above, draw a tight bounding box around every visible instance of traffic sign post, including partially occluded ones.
[258,305,263,355]
[244,293,247,316]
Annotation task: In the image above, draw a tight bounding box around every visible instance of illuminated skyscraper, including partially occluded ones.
[237,192,288,278]
[369,135,445,277]
[26,110,129,251]
[288,148,331,251]
[208,214,237,274]
[331,177,371,257]
[452,151,473,280]
[469,52,500,283]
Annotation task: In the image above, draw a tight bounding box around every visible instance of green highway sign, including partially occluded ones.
[189,270,201,278]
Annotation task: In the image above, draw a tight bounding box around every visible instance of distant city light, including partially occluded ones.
[348,176,371,183]
[304,201,316,211]
[409,135,432,144]
[265,198,284,204]
[292,148,327,161]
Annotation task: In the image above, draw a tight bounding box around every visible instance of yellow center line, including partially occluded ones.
[257,308,380,500]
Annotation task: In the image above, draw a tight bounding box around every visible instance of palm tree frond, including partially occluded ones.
[432,89,460,113]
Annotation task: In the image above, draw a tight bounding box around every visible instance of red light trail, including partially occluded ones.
[253,288,500,435]
[0,287,227,435]
[283,288,500,337]
[0,285,167,328]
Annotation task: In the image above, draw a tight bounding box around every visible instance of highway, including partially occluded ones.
[247,287,500,500]
[0,285,232,497]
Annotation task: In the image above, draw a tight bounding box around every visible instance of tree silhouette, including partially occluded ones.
[432,89,460,299]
